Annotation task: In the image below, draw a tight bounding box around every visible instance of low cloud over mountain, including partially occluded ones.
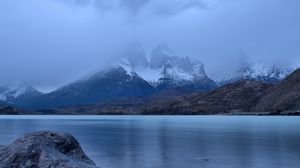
[0,0,299,91]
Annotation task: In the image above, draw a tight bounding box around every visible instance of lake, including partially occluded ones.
[0,116,300,168]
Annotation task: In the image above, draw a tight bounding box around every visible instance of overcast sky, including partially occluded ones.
[0,0,300,92]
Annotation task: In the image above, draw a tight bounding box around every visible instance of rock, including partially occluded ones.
[0,131,99,168]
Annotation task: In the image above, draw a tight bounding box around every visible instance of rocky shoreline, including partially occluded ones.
[0,131,99,168]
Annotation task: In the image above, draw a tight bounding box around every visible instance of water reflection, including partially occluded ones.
[0,116,300,168]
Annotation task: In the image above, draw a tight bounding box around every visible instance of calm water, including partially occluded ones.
[0,116,300,168]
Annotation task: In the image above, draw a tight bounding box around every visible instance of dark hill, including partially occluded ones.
[252,68,300,112]
[141,80,273,114]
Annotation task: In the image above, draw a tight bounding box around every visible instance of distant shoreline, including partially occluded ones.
[1,112,300,117]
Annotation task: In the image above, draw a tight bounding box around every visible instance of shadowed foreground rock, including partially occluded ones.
[0,131,99,168]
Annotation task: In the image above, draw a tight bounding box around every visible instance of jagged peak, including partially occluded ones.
[63,43,214,93]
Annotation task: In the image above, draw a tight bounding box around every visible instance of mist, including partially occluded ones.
[0,0,299,92]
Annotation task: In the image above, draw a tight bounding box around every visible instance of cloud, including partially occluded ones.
[57,0,207,16]
[119,0,150,13]
[0,0,299,91]
[147,0,206,16]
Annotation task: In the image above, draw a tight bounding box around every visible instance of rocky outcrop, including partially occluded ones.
[0,131,99,168]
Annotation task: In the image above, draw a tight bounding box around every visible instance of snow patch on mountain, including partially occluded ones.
[114,43,214,89]
[219,59,293,85]
[0,84,41,103]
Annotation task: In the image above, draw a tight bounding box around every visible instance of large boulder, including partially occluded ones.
[0,131,99,168]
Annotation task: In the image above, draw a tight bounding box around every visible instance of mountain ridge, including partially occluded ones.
[14,44,219,109]
[34,68,300,115]
[2,68,300,115]
[26,66,156,109]
[0,44,297,110]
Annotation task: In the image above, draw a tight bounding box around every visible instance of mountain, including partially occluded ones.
[220,60,292,85]
[252,68,300,113]
[50,69,300,115]
[28,66,156,109]
[12,68,300,115]
[118,43,217,91]
[22,43,216,109]
[46,80,272,115]
[0,84,43,106]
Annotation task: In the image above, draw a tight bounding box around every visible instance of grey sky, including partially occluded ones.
[0,0,299,92]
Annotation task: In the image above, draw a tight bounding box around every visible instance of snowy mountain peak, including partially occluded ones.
[221,59,293,85]
[64,43,217,102]
[0,84,42,102]
[112,43,217,90]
